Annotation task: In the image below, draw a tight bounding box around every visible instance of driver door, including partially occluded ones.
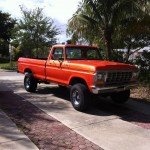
[46,48,64,83]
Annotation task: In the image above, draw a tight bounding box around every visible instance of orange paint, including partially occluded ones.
[18,44,137,92]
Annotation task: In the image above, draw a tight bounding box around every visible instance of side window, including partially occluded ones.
[52,48,63,60]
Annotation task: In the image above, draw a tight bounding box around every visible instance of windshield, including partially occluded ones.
[66,47,102,60]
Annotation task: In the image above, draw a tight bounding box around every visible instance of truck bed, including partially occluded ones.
[18,57,47,80]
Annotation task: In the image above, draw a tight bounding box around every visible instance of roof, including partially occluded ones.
[115,46,150,53]
[53,44,98,49]
[138,46,150,52]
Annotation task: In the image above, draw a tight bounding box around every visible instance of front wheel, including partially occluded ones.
[111,90,130,104]
[70,84,89,111]
[24,74,37,92]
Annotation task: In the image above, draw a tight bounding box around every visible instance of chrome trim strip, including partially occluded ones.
[91,83,137,94]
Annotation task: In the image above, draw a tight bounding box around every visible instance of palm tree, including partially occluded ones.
[67,0,147,60]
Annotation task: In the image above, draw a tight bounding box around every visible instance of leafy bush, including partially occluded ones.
[133,51,150,85]
[0,62,17,70]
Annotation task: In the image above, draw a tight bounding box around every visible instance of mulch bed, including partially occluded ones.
[0,91,103,150]
[131,86,150,102]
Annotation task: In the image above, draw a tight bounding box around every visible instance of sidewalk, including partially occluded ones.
[0,85,38,150]
[0,109,38,150]
[0,87,102,150]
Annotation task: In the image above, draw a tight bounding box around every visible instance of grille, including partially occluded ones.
[106,71,132,85]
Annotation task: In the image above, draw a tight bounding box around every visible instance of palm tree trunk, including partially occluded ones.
[104,28,113,60]
[126,43,131,62]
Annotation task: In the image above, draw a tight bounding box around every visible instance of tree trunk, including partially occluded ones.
[104,28,113,60]
[126,43,131,62]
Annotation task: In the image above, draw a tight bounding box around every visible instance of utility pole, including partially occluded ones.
[9,44,12,67]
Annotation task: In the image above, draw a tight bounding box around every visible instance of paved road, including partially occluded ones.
[0,69,150,150]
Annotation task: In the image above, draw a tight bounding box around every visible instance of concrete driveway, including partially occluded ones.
[0,69,150,150]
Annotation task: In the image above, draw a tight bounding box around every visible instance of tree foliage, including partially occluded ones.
[67,0,149,60]
[0,11,15,57]
[12,6,59,58]
[114,14,150,62]
[134,51,150,84]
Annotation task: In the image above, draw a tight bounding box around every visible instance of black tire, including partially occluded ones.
[70,83,89,111]
[111,90,130,104]
[24,74,37,92]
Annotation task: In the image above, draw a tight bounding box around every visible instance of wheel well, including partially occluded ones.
[69,77,87,87]
[24,68,32,74]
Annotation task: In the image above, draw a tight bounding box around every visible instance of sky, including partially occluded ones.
[0,0,81,43]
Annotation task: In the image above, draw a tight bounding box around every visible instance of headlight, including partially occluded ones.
[97,72,106,80]
[94,72,106,86]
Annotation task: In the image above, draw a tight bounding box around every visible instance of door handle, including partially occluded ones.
[49,60,55,64]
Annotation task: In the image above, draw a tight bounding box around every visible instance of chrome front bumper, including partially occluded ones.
[91,83,137,94]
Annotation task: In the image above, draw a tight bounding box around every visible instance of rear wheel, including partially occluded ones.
[111,90,130,104]
[70,83,89,111]
[24,74,37,92]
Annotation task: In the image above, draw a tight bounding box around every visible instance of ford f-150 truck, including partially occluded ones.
[18,44,138,111]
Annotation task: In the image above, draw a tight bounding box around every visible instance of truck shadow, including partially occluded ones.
[1,81,150,129]
[36,86,70,101]
[91,97,150,124]
[36,87,150,126]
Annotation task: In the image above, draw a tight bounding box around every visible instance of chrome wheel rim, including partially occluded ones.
[25,77,31,89]
[72,90,80,106]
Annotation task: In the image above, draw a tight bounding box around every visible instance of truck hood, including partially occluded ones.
[68,60,137,73]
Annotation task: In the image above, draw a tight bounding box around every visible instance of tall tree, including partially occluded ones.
[0,11,15,57]
[13,6,59,58]
[67,0,148,60]
[113,14,150,62]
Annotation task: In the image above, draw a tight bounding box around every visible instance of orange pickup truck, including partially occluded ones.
[18,44,138,111]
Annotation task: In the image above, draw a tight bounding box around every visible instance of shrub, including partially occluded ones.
[0,62,17,70]
[134,50,150,85]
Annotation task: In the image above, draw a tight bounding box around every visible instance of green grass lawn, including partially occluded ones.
[0,61,17,70]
